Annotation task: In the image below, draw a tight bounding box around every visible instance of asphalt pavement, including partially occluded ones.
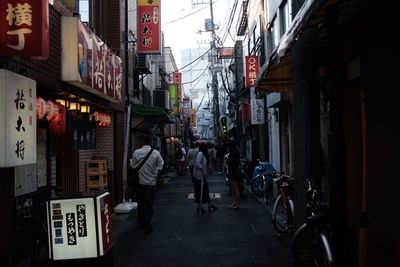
[111,169,296,267]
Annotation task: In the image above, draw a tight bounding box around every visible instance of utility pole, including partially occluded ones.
[193,0,220,143]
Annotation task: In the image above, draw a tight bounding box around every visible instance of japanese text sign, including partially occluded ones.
[61,17,122,103]
[97,192,113,255]
[245,56,259,88]
[137,0,160,54]
[173,72,182,114]
[251,99,265,125]
[0,0,49,59]
[0,69,37,168]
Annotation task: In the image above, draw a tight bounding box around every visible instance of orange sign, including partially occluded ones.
[137,0,160,54]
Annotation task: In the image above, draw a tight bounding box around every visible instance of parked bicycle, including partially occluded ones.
[271,173,295,233]
[7,185,65,267]
[291,177,335,267]
[250,159,276,204]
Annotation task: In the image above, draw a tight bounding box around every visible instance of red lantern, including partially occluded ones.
[49,104,66,136]
[36,97,46,119]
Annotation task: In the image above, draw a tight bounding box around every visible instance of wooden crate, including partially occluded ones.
[87,173,107,187]
[87,184,107,191]
[86,160,107,175]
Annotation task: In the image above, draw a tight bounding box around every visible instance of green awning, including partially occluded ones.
[130,103,174,124]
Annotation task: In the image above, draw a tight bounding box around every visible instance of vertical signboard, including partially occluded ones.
[173,72,182,115]
[190,109,197,128]
[0,0,49,59]
[241,103,250,125]
[245,56,259,88]
[137,0,160,54]
[251,99,265,125]
[0,69,37,167]
[97,192,113,256]
[169,84,179,116]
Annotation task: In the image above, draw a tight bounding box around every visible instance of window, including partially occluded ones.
[79,0,90,23]
[280,1,290,35]
[248,17,265,65]
[270,17,279,52]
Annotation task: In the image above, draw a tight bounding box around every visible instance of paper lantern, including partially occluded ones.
[36,97,46,119]
[49,104,66,136]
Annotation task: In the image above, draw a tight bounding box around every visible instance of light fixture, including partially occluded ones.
[68,101,80,111]
[80,105,90,113]
[55,99,66,106]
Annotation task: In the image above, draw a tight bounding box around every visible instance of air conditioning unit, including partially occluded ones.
[153,90,168,109]
[137,54,151,74]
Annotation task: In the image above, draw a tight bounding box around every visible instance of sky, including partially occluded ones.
[161,0,236,68]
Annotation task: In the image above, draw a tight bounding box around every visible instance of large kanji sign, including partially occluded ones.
[0,0,49,59]
[245,56,259,88]
[137,0,160,54]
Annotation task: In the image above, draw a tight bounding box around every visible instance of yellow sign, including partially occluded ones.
[138,0,160,6]
[190,109,197,128]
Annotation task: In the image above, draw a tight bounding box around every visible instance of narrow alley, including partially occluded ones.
[112,170,295,266]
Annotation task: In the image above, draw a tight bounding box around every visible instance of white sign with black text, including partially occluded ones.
[0,69,37,168]
[251,99,265,125]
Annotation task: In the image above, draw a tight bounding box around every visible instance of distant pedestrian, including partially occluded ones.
[175,143,187,175]
[187,142,198,182]
[193,143,218,214]
[208,143,216,175]
[130,135,164,233]
[227,140,241,210]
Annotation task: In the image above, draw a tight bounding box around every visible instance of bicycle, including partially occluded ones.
[271,173,295,234]
[291,177,335,267]
[7,185,65,267]
[250,159,275,205]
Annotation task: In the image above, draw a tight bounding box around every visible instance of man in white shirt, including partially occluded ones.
[130,135,164,234]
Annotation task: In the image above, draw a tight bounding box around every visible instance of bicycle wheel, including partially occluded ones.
[250,175,264,197]
[263,175,274,204]
[292,224,333,267]
[271,194,294,233]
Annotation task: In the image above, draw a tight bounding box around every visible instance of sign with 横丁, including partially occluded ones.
[137,0,160,54]
[0,0,49,59]
[251,99,265,125]
[0,69,37,168]
[245,56,259,88]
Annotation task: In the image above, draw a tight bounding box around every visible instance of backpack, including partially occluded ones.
[175,148,183,159]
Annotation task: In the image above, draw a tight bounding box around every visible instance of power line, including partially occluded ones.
[168,47,211,74]
[162,4,210,26]
[182,62,210,85]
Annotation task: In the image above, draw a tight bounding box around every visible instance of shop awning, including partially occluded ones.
[256,0,325,94]
[130,104,175,134]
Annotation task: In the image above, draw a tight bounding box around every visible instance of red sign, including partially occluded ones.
[245,56,259,88]
[137,0,160,54]
[0,0,49,59]
[219,48,234,58]
[242,104,250,125]
[100,193,113,254]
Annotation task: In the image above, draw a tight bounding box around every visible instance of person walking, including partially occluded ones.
[193,142,218,214]
[175,143,186,176]
[130,135,164,234]
[186,142,198,182]
[227,140,241,210]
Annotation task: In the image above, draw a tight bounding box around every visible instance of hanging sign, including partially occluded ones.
[137,0,160,54]
[251,99,265,125]
[0,69,37,167]
[241,103,250,125]
[245,56,259,88]
[0,0,49,59]
[169,84,179,116]
[173,72,182,115]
